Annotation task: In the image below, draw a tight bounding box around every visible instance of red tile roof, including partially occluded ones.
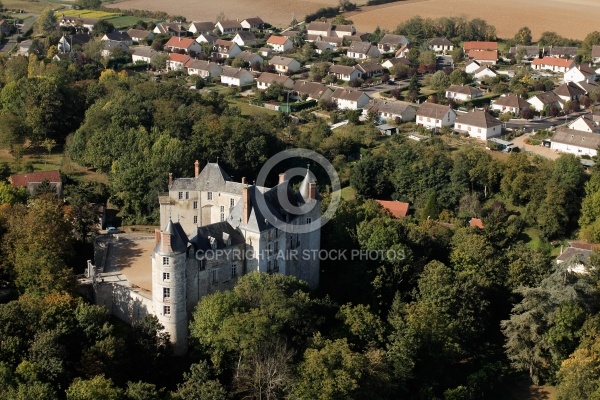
[376,200,409,218]
[169,53,191,63]
[469,218,484,229]
[165,36,196,49]
[468,49,498,61]
[267,35,289,45]
[10,170,61,187]
[532,57,575,68]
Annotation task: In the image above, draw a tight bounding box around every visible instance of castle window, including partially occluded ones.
[178,192,183,200]
[274,240,278,254]
[162,257,169,266]
[220,206,225,222]
[163,306,171,315]
[230,198,235,207]
[212,269,218,285]
[267,260,273,273]
[194,216,198,224]
[198,259,205,271]
[163,287,170,300]
[185,192,189,199]
[231,264,237,278]
[207,192,213,200]
[193,201,198,209]
[163,272,170,281]
[306,217,312,224]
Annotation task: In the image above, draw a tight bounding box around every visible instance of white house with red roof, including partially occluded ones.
[165,37,203,54]
[266,36,293,52]
[9,170,63,198]
[168,53,191,71]
[532,57,575,73]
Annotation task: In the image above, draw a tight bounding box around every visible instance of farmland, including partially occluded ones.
[54,9,122,19]
[111,0,600,40]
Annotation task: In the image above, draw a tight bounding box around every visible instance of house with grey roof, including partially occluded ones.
[132,46,159,64]
[356,61,384,78]
[331,24,355,38]
[307,21,332,36]
[328,64,361,82]
[127,29,154,44]
[196,32,220,45]
[220,66,254,87]
[567,114,600,133]
[528,91,564,112]
[554,82,586,102]
[362,99,416,122]
[216,20,242,35]
[241,17,265,30]
[269,56,301,74]
[378,34,409,54]
[188,21,215,35]
[292,80,333,101]
[256,72,295,90]
[331,88,370,110]
[454,110,502,140]
[416,102,456,129]
[593,45,600,63]
[550,127,600,156]
[347,42,380,59]
[445,85,484,102]
[428,37,454,53]
[102,31,133,46]
[508,45,540,60]
[232,31,258,47]
[546,46,578,59]
[236,51,263,69]
[490,94,531,116]
[213,39,242,59]
[185,60,222,79]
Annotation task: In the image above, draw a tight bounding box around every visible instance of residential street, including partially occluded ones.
[0,14,38,53]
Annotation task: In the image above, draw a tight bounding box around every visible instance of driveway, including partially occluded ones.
[511,132,560,160]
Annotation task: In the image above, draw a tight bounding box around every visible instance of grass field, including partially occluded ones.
[55,9,122,19]
[105,15,154,29]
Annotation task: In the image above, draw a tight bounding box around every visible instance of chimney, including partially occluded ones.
[309,182,317,200]
[241,176,246,184]
[242,186,250,224]
[160,231,172,253]
[169,172,173,186]
[194,160,200,177]
[279,172,286,184]
[154,228,161,245]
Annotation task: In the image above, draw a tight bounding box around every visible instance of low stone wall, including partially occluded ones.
[95,282,153,325]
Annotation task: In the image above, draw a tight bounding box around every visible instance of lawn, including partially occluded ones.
[227,97,280,117]
[341,185,356,201]
[105,15,155,29]
[54,9,121,19]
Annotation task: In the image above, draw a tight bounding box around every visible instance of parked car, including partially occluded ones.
[106,227,120,234]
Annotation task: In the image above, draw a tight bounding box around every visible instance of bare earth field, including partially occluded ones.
[110,0,340,28]
[349,0,600,40]
[112,0,600,40]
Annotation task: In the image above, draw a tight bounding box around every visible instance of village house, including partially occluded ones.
[101,31,133,46]
[416,102,456,129]
[306,21,332,37]
[454,110,502,140]
[567,114,600,133]
[575,79,600,95]
[220,66,254,87]
[328,65,361,82]
[331,24,356,38]
[527,91,564,112]
[196,32,220,45]
[59,15,98,32]
[314,41,334,54]
[394,43,411,58]
[127,29,154,44]
[316,36,343,48]
[165,36,203,54]
[593,45,600,64]
[57,33,92,53]
[376,200,410,218]
[554,82,585,102]
[381,57,411,70]
[378,34,409,54]
[236,51,263,69]
[428,37,454,53]
[362,99,416,122]
[490,94,532,116]
[185,60,222,80]
[347,42,380,59]
[468,50,498,65]
[292,80,333,101]
[101,40,129,58]
[168,53,191,71]
[240,17,265,31]
[532,57,575,73]
[256,72,295,90]
[445,85,484,102]
[213,39,242,59]
[258,47,273,58]
[473,65,498,81]
[331,88,370,110]
[563,64,597,83]
[550,127,600,156]
[356,61,384,79]
[232,31,258,48]
[546,46,578,58]
[266,35,293,53]
[154,23,187,36]
[17,40,32,57]
[215,20,242,35]
[132,46,158,64]
[465,60,483,74]
[188,21,214,36]
[508,45,540,60]
[9,170,63,198]
[268,56,301,74]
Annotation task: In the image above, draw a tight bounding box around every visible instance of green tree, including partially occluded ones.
[77,0,101,8]
[173,361,226,400]
[429,70,450,92]
[92,20,115,36]
[36,8,58,36]
[66,375,123,400]
[125,381,162,400]
[514,27,533,45]
[581,31,600,61]
[451,47,464,64]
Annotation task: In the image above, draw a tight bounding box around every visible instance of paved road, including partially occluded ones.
[505,111,588,132]
[0,14,38,53]
[511,133,561,160]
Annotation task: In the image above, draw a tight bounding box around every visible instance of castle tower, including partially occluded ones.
[297,168,321,289]
[152,220,189,355]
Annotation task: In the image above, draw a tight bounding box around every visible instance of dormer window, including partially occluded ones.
[207,192,213,200]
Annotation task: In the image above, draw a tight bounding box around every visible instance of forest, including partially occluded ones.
[0,14,600,399]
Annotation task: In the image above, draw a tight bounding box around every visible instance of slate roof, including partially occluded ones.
[62,33,92,46]
[333,24,355,32]
[219,20,242,30]
[455,110,502,128]
[257,72,293,85]
[127,29,152,39]
[417,102,453,118]
[554,82,586,98]
[493,94,531,108]
[237,50,262,63]
[132,46,158,58]
[429,37,454,46]
[242,17,265,26]
[103,31,131,42]
[548,46,578,57]
[551,127,600,150]
[269,56,297,66]
[446,85,483,96]
[307,21,332,32]
[189,221,245,251]
[356,61,383,74]
[189,21,214,32]
[348,42,377,55]
[530,91,563,105]
[234,31,257,42]
[332,88,368,102]
[364,99,414,116]
[508,45,540,57]
[170,163,245,195]
[155,220,189,254]
[292,80,332,100]
[384,57,411,67]
[10,170,61,187]
[329,64,358,75]
[379,34,408,47]
[221,66,251,78]
[593,45,600,59]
